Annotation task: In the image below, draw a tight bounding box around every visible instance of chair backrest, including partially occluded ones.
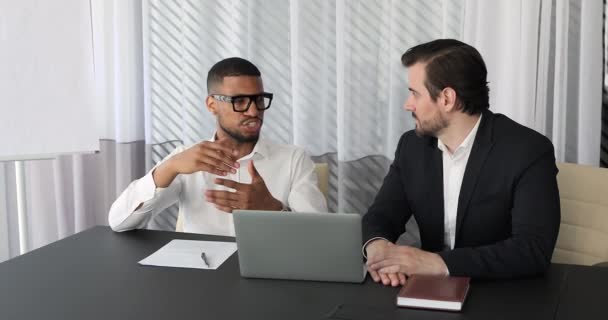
[175,162,330,232]
[551,162,608,265]
[314,163,329,200]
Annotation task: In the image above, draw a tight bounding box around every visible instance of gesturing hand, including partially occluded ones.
[204,161,283,213]
[153,140,239,188]
[169,140,239,176]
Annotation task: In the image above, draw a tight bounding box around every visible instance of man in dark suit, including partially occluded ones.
[363,39,561,286]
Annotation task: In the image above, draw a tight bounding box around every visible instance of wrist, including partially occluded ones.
[163,158,179,175]
[153,160,179,188]
[369,238,389,249]
[267,198,284,211]
[279,202,291,212]
[432,253,449,276]
[365,238,389,257]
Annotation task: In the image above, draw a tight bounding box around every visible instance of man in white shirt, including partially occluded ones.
[363,39,560,285]
[109,57,327,236]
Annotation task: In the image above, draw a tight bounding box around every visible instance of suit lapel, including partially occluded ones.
[455,111,495,242]
[425,137,445,251]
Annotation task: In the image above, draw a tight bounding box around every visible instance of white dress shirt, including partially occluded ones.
[437,115,482,250]
[108,136,328,236]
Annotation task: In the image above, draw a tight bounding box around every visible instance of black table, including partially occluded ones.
[0,226,605,320]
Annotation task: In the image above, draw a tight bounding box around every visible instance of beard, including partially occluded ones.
[413,112,448,137]
[218,116,262,143]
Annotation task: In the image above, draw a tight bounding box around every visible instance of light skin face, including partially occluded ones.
[403,62,450,138]
[405,62,480,153]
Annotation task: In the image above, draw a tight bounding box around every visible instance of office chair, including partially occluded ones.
[551,162,608,267]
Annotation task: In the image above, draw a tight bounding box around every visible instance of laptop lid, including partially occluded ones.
[233,210,366,283]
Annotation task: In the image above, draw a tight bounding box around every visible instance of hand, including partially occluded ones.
[152,140,239,188]
[365,239,407,287]
[205,161,283,213]
[168,140,239,176]
[367,242,448,277]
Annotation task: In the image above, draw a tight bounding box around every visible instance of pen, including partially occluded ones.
[201,252,210,268]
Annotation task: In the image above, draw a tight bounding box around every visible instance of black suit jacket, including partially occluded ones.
[362,110,561,279]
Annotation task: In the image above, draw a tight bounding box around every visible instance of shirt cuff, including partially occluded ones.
[362,237,390,259]
[280,203,291,212]
[132,169,161,212]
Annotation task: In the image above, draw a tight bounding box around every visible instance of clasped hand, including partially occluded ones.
[365,239,449,287]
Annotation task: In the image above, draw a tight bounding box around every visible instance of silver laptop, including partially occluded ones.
[233,210,366,283]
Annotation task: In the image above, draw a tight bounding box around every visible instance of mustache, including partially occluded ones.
[240,117,263,125]
[411,113,417,120]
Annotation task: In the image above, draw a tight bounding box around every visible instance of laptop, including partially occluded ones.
[233,210,366,283]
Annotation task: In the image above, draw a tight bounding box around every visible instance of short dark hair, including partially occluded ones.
[207,57,261,94]
[401,39,490,115]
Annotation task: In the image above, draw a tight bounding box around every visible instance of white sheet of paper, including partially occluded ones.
[138,239,237,270]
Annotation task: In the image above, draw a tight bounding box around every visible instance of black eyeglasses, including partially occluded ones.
[210,92,273,112]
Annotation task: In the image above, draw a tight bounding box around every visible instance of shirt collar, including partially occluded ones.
[209,133,268,160]
[437,114,483,155]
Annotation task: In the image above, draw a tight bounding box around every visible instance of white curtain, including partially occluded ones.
[464,0,603,165]
[0,0,145,262]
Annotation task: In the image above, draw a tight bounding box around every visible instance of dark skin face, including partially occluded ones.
[206,75,265,158]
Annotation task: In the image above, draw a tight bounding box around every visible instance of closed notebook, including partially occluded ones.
[396,275,470,311]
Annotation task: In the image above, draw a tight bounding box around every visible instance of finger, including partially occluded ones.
[369,258,395,270]
[380,246,406,260]
[365,260,375,270]
[378,265,401,274]
[379,273,391,286]
[205,196,238,208]
[387,273,400,287]
[205,190,240,201]
[200,144,238,163]
[369,269,380,282]
[201,141,239,159]
[199,150,239,173]
[197,162,229,176]
[398,273,407,286]
[248,161,262,182]
[213,204,234,213]
[366,255,382,266]
[214,178,247,190]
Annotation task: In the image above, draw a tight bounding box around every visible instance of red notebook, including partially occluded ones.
[396,275,470,311]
